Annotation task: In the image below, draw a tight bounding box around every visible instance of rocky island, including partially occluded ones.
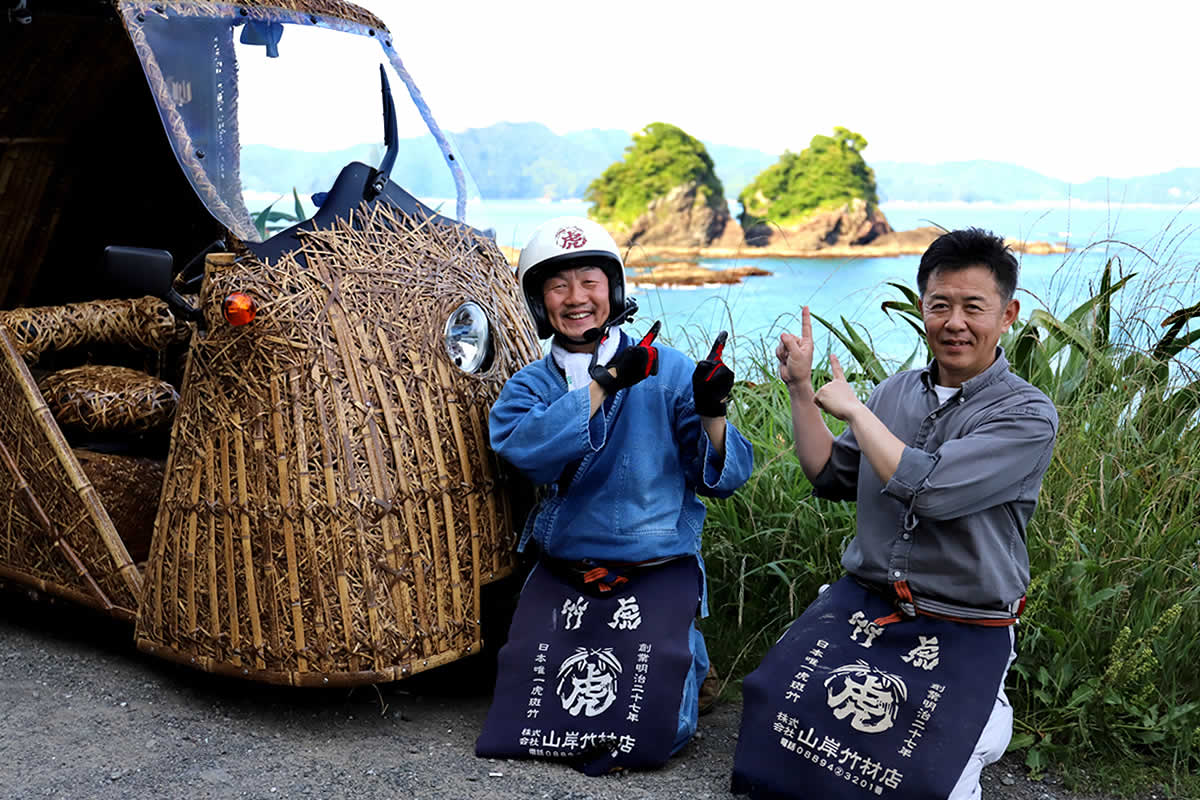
[500,123,1067,277]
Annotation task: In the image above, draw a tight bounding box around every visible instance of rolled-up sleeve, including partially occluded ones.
[700,423,754,498]
[884,406,1057,520]
[674,384,754,498]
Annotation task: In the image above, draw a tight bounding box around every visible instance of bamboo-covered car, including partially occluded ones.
[0,0,540,685]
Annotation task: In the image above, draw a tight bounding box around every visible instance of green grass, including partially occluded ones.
[701,362,853,682]
[699,255,1200,797]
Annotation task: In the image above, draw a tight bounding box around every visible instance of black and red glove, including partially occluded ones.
[692,331,734,417]
[590,321,661,393]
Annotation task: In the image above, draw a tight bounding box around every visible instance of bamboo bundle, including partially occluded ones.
[0,297,186,364]
[136,204,541,685]
[0,329,142,619]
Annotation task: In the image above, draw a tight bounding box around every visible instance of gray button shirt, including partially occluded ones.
[811,349,1058,612]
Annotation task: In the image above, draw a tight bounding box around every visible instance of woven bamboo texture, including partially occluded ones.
[0,328,142,620]
[135,205,541,685]
[38,365,179,434]
[72,449,164,564]
[0,297,187,363]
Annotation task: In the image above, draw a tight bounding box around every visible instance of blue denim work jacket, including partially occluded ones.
[488,333,753,610]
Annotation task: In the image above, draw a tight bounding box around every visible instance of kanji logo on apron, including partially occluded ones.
[732,577,1011,799]
[476,557,700,775]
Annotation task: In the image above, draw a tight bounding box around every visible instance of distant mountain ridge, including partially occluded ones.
[873,161,1200,205]
[239,123,1200,205]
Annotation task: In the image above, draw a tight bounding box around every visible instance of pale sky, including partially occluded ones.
[342,1,1198,184]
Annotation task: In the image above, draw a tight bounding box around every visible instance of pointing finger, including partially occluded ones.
[801,306,812,342]
[829,353,846,382]
[639,320,662,347]
[707,330,728,362]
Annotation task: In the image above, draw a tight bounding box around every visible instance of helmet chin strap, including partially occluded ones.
[581,298,639,377]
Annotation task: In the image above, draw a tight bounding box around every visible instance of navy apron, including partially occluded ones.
[476,556,700,775]
[731,576,1011,799]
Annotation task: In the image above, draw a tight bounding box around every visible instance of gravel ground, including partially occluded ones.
[0,588,1144,800]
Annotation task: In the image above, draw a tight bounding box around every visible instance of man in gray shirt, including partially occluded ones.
[738,228,1056,799]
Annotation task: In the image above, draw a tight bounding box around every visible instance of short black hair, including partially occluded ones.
[917,227,1019,301]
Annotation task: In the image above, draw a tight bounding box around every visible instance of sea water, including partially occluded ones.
[467,199,1200,366]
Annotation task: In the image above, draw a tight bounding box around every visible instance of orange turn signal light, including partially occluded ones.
[222,292,257,326]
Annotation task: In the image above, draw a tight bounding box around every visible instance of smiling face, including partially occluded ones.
[542,265,610,352]
[921,264,1020,387]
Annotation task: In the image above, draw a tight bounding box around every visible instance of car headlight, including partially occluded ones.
[444,302,493,373]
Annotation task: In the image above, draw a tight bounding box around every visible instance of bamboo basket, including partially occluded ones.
[135,203,541,686]
[38,365,179,434]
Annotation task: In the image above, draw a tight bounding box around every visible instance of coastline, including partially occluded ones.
[499,235,1069,271]
[617,237,1069,263]
[479,197,1184,271]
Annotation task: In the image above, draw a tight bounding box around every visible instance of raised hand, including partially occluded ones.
[692,330,734,417]
[591,320,661,393]
[777,306,816,396]
[813,353,861,421]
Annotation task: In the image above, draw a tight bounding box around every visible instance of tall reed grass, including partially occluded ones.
[700,252,1200,790]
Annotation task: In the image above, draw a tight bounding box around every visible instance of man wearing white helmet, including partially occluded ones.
[475,216,754,775]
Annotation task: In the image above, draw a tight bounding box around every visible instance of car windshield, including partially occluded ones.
[118,1,479,243]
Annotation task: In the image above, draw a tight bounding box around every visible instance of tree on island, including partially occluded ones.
[585,122,726,229]
[738,126,880,228]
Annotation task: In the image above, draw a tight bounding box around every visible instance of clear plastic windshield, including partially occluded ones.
[119,2,480,243]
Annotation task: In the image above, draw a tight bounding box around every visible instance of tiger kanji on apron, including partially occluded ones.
[476,556,700,775]
[732,577,1012,799]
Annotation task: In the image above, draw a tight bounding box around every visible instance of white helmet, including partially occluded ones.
[516,216,633,340]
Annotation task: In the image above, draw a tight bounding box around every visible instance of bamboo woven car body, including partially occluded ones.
[0,0,540,685]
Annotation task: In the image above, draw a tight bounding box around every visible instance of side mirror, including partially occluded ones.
[239,20,283,57]
[102,246,202,321]
[102,246,173,297]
